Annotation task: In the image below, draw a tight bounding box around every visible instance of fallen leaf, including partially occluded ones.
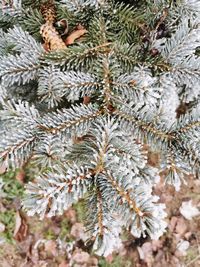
[175,217,188,236]
[65,25,87,45]
[44,240,57,256]
[58,261,69,267]
[15,169,25,183]
[184,231,192,240]
[0,162,7,174]
[71,249,90,264]
[65,208,76,223]
[180,200,200,220]
[151,240,163,251]
[148,151,160,167]
[88,257,98,266]
[17,235,33,259]
[169,216,178,232]
[70,223,87,241]
[137,246,145,260]
[13,211,28,241]
[137,242,154,266]
[57,19,68,36]
[105,254,113,263]
[83,96,91,105]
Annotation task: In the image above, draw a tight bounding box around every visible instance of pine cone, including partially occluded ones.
[40,23,66,51]
[41,2,56,24]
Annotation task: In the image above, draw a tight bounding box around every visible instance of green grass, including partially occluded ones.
[0,170,25,243]
[59,217,71,240]
[74,200,86,223]
[184,246,199,265]
[99,256,132,267]
[0,170,25,200]
[44,228,57,240]
[0,210,16,243]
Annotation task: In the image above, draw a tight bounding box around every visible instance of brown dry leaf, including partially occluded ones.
[57,19,69,36]
[169,216,178,232]
[138,242,154,267]
[16,168,25,183]
[13,211,28,241]
[0,259,12,267]
[148,151,160,167]
[17,235,33,259]
[151,240,163,251]
[65,208,76,223]
[105,254,113,263]
[83,96,91,105]
[65,25,87,45]
[59,261,69,267]
[184,231,192,240]
[0,162,7,174]
[70,248,90,265]
[175,217,188,236]
[89,257,98,267]
[44,240,57,257]
[70,222,87,241]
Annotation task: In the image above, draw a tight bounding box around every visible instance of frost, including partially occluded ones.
[179,200,200,220]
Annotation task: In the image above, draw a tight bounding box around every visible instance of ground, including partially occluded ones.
[0,167,200,267]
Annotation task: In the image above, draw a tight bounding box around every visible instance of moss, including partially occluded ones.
[0,170,25,244]
[0,210,16,243]
[43,228,57,240]
[99,256,132,267]
[184,246,199,265]
[59,218,71,240]
[0,170,25,200]
[74,200,86,223]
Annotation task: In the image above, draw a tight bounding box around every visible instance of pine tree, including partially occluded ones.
[0,0,199,256]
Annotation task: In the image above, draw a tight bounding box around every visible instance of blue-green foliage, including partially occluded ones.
[0,0,199,256]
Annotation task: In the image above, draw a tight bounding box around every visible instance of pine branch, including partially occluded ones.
[0,0,199,257]
[0,53,41,86]
[6,26,44,55]
[113,43,138,72]
[155,19,200,63]
[161,147,191,191]
[43,43,100,70]
[0,97,39,127]
[38,65,65,108]
[86,186,122,256]
[24,164,92,218]
[32,133,69,168]
[38,67,100,106]
[58,0,106,12]
[0,130,37,169]
[114,107,174,145]
[175,108,200,137]
[37,104,102,135]
[19,7,45,38]
[100,170,167,240]
[112,66,161,106]
[172,55,200,92]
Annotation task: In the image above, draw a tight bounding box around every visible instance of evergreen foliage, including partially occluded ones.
[0,0,199,256]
